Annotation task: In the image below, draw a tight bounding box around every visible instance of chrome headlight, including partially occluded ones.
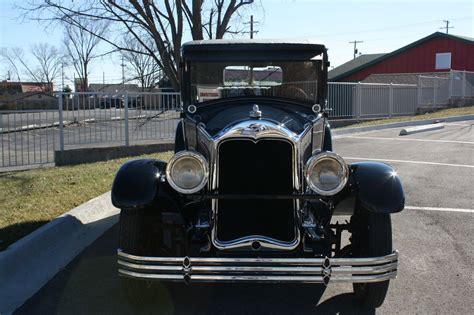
[305,152,349,196]
[166,151,209,194]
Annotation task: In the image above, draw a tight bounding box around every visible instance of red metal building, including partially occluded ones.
[329,32,474,82]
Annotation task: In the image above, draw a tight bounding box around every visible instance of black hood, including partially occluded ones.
[186,97,316,137]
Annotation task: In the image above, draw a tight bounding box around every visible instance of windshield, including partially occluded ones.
[189,61,321,104]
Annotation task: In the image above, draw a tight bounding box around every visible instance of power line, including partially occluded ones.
[291,16,471,39]
[440,20,454,34]
[349,40,363,59]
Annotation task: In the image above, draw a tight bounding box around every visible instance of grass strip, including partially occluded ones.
[0,152,173,251]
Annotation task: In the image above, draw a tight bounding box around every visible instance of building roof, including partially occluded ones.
[0,81,53,93]
[329,54,385,81]
[0,92,56,103]
[329,32,474,81]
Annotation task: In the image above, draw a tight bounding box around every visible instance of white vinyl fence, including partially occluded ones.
[329,70,474,119]
[328,82,419,119]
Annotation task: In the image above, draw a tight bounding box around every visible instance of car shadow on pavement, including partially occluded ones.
[0,220,49,251]
[15,225,375,314]
[164,283,375,315]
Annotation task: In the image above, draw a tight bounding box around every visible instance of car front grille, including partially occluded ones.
[215,139,295,243]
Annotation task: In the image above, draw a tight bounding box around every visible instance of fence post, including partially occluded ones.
[433,78,437,106]
[417,76,422,108]
[58,92,64,151]
[124,92,129,146]
[356,82,361,119]
[449,70,453,100]
[389,83,393,118]
[461,71,466,98]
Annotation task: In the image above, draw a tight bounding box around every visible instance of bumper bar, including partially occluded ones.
[117,250,398,285]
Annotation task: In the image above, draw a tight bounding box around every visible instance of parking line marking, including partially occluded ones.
[405,206,474,214]
[344,157,474,168]
[445,122,474,127]
[342,136,474,145]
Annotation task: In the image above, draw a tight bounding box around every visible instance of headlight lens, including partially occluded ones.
[166,151,208,194]
[305,152,348,196]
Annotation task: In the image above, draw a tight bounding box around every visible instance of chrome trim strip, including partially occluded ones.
[119,270,397,283]
[117,250,399,284]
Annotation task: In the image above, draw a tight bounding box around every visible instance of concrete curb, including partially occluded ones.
[332,114,474,136]
[0,192,119,314]
[399,124,444,135]
[55,141,174,166]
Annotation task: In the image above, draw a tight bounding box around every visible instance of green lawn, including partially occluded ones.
[340,106,474,128]
[0,152,173,251]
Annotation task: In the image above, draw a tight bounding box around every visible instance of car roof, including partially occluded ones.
[182,39,326,62]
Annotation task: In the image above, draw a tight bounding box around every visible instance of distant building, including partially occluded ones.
[74,79,88,92]
[329,32,474,82]
[88,83,140,93]
[0,92,58,110]
[0,81,54,95]
[329,54,385,82]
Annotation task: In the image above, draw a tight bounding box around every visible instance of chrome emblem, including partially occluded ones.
[240,123,267,136]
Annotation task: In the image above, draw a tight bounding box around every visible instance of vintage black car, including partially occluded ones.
[112,39,404,309]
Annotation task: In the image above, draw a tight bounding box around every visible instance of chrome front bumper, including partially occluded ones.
[117,250,398,285]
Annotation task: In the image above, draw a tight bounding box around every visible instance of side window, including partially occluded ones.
[435,52,451,70]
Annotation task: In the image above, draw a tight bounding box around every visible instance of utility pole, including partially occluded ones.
[102,72,105,91]
[250,15,254,39]
[61,63,64,91]
[121,55,125,86]
[349,40,363,59]
[440,20,453,34]
[243,15,259,39]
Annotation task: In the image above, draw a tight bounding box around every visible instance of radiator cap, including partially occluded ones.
[250,104,262,119]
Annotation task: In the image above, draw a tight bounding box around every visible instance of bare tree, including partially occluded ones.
[121,37,161,92]
[63,17,109,92]
[21,0,256,91]
[30,43,63,84]
[0,47,23,81]
[0,44,62,91]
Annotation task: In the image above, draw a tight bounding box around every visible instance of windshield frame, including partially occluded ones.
[181,41,328,110]
[182,59,327,108]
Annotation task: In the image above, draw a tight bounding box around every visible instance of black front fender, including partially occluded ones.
[111,159,168,209]
[350,161,405,214]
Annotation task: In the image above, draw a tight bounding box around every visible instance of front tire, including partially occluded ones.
[118,208,173,308]
[351,209,393,309]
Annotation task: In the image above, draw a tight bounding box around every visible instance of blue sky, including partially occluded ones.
[0,0,473,90]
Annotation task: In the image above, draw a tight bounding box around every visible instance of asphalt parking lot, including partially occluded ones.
[17,121,474,314]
